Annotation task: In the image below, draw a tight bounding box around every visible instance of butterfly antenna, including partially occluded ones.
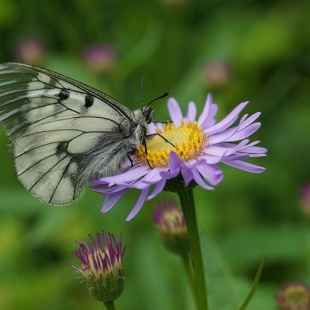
[146,92,169,108]
[140,77,145,106]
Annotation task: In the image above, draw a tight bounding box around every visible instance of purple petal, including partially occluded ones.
[225,123,261,142]
[168,98,183,126]
[147,179,166,200]
[205,145,230,157]
[215,140,250,156]
[208,125,240,144]
[202,155,223,165]
[198,93,212,126]
[239,112,261,130]
[70,265,84,273]
[185,101,197,122]
[242,146,268,156]
[160,167,180,180]
[192,169,214,190]
[202,103,218,129]
[126,188,150,221]
[136,167,166,185]
[195,164,223,185]
[169,152,181,172]
[180,165,194,185]
[147,122,157,134]
[222,158,266,173]
[207,101,249,134]
[153,122,164,132]
[235,141,268,156]
[99,165,149,185]
[96,184,128,194]
[101,190,127,213]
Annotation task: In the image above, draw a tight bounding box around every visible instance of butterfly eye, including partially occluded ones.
[143,106,154,124]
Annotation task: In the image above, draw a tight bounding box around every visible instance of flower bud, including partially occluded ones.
[15,38,44,65]
[152,199,190,255]
[71,231,126,303]
[201,60,230,89]
[301,183,310,215]
[276,282,310,310]
[83,44,117,73]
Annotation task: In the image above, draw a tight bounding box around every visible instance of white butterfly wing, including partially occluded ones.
[0,62,135,141]
[0,62,136,205]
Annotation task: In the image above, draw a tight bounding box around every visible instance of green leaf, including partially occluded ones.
[238,256,267,310]
[201,235,240,310]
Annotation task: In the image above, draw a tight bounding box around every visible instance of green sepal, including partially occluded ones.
[164,174,197,193]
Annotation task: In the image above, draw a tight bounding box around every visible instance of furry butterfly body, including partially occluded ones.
[0,62,154,205]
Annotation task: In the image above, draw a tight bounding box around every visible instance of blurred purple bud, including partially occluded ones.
[152,199,190,255]
[301,183,310,215]
[15,38,44,65]
[201,60,230,88]
[83,44,117,73]
[276,282,310,310]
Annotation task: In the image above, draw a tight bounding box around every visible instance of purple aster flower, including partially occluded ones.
[71,231,126,303]
[276,282,310,310]
[93,94,267,221]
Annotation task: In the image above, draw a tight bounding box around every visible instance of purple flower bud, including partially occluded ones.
[152,199,190,255]
[15,38,44,65]
[71,231,126,303]
[201,60,230,88]
[83,45,117,73]
[276,282,310,310]
[301,183,310,215]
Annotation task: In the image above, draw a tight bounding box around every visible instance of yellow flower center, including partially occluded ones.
[136,119,208,167]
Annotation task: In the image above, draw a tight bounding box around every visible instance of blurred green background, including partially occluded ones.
[1,0,310,309]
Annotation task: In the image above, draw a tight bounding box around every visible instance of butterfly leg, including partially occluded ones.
[146,133,175,147]
[127,151,135,167]
[142,134,175,169]
[142,138,153,169]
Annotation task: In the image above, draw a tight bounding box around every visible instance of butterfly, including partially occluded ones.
[0,62,166,205]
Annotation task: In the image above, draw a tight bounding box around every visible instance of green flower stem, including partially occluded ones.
[181,254,197,307]
[103,301,116,310]
[178,189,208,310]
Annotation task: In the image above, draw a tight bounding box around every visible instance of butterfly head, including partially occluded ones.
[141,91,169,124]
[142,106,154,124]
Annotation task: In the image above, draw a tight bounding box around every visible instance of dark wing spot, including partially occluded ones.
[58,89,70,101]
[56,141,69,155]
[85,94,94,108]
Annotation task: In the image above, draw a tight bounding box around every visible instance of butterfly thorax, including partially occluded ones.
[79,108,152,183]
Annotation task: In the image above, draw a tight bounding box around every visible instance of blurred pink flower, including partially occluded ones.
[201,60,230,88]
[276,282,310,310]
[15,38,44,65]
[301,183,310,214]
[83,44,117,73]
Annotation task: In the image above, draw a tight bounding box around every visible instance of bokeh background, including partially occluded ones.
[0,0,310,309]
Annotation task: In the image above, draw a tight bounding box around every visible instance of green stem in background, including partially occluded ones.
[181,254,198,307]
[238,256,267,310]
[103,301,116,310]
[178,189,208,310]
